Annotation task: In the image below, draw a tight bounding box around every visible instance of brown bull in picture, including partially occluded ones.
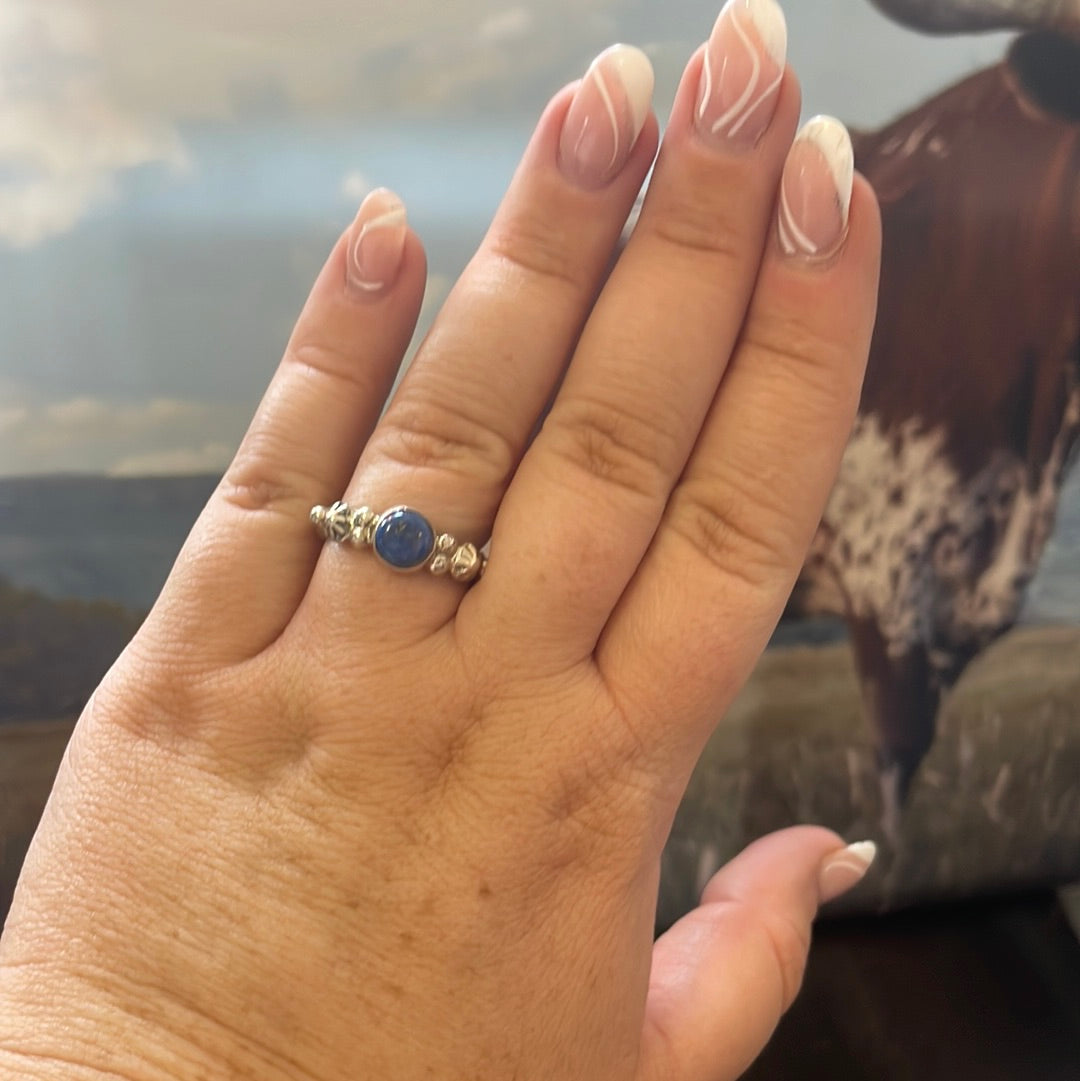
[792,7,1080,832]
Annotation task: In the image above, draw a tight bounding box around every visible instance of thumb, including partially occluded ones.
[638,826,876,1081]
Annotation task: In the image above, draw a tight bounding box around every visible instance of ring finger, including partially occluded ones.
[302,45,660,633]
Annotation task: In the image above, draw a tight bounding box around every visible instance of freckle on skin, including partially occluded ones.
[478,882,493,900]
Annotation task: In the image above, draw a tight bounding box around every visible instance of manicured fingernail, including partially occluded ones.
[695,0,787,151]
[818,841,876,903]
[777,115,854,262]
[559,44,655,190]
[346,188,408,296]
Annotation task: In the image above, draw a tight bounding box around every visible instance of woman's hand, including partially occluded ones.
[0,3,881,1079]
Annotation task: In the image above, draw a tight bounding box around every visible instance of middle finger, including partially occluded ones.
[480,0,798,663]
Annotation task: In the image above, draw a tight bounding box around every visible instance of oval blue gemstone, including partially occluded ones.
[373,507,435,570]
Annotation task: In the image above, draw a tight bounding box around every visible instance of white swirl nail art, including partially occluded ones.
[350,204,407,291]
[698,0,787,143]
[559,44,654,189]
[818,840,877,903]
[778,116,854,260]
[778,184,818,256]
[589,62,622,171]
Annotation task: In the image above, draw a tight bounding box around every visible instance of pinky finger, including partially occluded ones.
[141,189,427,664]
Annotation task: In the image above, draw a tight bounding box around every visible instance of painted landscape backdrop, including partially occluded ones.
[3,470,1078,619]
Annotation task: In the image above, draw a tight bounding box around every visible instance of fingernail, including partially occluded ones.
[777,115,854,262]
[346,188,408,296]
[559,44,655,190]
[695,0,787,151]
[818,841,876,903]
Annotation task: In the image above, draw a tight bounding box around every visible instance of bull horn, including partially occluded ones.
[869,0,1080,34]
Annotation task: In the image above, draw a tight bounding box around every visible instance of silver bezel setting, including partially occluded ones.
[310,500,487,583]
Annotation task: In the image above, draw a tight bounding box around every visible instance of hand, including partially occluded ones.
[0,4,881,1080]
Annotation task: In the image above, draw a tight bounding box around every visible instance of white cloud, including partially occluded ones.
[478,7,534,43]
[82,0,614,116]
[0,405,28,432]
[43,396,206,432]
[0,266,450,476]
[0,173,102,250]
[7,0,625,124]
[42,397,113,426]
[0,3,189,249]
[0,0,638,248]
[108,442,234,478]
[0,392,248,476]
[340,170,373,203]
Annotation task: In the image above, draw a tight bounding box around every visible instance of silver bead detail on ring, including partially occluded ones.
[310,501,487,583]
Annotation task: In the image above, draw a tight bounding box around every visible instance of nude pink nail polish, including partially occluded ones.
[346,188,408,296]
[777,116,855,262]
[695,0,788,151]
[558,44,655,190]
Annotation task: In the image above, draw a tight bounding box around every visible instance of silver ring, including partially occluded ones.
[310,501,486,583]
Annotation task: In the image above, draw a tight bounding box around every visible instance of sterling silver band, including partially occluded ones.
[310,501,486,583]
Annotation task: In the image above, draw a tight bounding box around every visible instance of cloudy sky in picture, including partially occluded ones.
[0,0,1016,476]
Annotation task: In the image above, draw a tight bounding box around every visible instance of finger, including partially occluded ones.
[302,46,659,633]
[478,8,801,667]
[639,827,876,1081]
[599,122,882,767]
[142,189,426,662]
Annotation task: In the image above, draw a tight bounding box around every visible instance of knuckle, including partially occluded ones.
[646,194,749,265]
[217,336,394,522]
[546,396,677,504]
[668,473,794,591]
[218,438,313,520]
[744,321,857,403]
[287,336,384,400]
[91,641,216,746]
[486,212,591,294]
[370,395,519,484]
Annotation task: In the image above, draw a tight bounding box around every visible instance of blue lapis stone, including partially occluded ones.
[373,507,435,570]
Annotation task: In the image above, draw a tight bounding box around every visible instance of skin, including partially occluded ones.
[0,37,881,1081]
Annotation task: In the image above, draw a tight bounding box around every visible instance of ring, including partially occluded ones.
[310,501,487,583]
